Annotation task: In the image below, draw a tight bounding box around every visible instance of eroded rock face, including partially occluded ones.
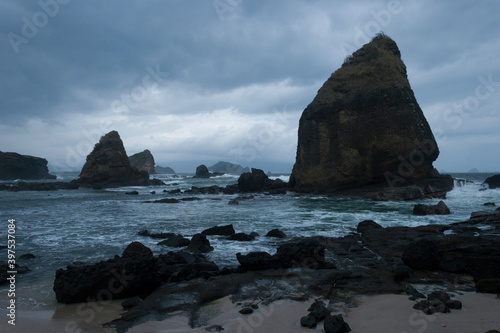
[75,131,150,187]
[0,151,56,180]
[290,34,452,199]
[484,174,500,189]
[129,149,155,174]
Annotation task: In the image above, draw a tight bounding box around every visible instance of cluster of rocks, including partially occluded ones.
[71,131,163,188]
[138,224,287,250]
[83,208,500,332]
[300,300,351,333]
[413,200,451,215]
[484,174,500,189]
[53,241,219,304]
[412,291,462,315]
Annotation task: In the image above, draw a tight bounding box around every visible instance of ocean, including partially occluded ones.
[0,173,499,311]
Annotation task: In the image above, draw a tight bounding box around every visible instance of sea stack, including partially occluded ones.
[129,149,156,174]
[290,34,453,200]
[74,130,150,188]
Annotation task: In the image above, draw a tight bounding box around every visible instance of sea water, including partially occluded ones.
[0,173,498,310]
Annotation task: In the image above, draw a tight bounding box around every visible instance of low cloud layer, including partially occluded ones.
[1,0,499,172]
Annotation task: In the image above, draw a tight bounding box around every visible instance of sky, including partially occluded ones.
[1,0,499,173]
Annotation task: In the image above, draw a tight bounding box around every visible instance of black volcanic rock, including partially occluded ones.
[413,201,450,215]
[202,224,235,236]
[53,242,160,303]
[238,168,287,192]
[0,151,56,180]
[73,131,152,188]
[289,34,453,200]
[129,149,155,174]
[484,174,500,189]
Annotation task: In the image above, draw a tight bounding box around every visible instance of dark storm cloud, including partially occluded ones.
[0,0,499,171]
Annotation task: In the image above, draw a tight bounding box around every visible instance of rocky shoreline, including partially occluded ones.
[48,207,500,332]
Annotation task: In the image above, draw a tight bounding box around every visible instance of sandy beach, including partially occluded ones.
[126,293,500,333]
[5,292,496,333]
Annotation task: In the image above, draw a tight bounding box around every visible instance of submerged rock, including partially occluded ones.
[289,34,453,200]
[413,201,451,215]
[128,149,156,174]
[0,151,56,180]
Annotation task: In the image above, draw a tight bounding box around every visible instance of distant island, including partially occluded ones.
[208,161,250,175]
[155,165,176,174]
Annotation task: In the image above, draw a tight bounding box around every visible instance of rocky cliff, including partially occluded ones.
[129,149,155,174]
[0,151,56,180]
[74,131,150,188]
[290,34,453,200]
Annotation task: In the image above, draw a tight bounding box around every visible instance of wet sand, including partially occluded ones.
[2,293,499,333]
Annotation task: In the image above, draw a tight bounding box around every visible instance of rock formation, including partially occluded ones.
[289,34,453,200]
[238,168,287,193]
[155,165,176,174]
[129,149,155,174]
[208,161,250,175]
[193,164,223,178]
[73,131,151,188]
[484,174,500,189]
[0,151,56,180]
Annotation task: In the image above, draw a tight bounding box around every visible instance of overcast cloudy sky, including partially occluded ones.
[1,0,499,173]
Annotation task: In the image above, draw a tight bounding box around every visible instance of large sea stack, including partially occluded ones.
[74,131,150,188]
[0,151,56,180]
[129,149,156,174]
[290,34,453,200]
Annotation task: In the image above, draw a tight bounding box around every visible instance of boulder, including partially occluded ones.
[356,220,383,234]
[484,174,500,189]
[324,314,351,333]
[289,34,453,200]
[187,234,214,253]
[413,201,450,215]
[202,224,235,236]
[195,164,210,178]
[265,228,287,238]
[53,242,160,303]
[128,149,156,174]
[0,151,56,180]
[73,131,152,188]
[157,234,190,247]
[238,168,286,192]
